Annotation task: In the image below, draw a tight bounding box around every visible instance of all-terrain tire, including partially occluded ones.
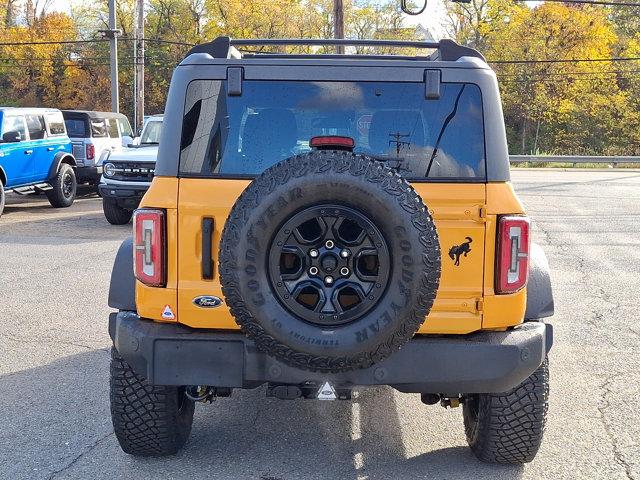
[463,358,549,464]
[219,151,441,373]
[46,163,76,208]
[109,347,195,456]
[0,177,5,217]
[103,198,133,225]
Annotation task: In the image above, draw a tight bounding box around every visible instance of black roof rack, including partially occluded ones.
[183,37,485,63]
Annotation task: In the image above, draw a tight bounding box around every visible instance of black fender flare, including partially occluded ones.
[525,243,554,320]
[0,165,7,186]
[47,151,77,181]
[108,237,136,311]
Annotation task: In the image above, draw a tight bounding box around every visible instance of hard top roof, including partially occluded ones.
[61,110,128,119]
[0,107,63,114]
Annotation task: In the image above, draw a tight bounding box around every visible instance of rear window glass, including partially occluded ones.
[64,118,87,137]
[47,113,66,135]
[25,115,46,140]
[179,80,486,180]
[91,119,108,138]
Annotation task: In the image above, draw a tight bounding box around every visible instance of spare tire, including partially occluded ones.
[219,151,440,372]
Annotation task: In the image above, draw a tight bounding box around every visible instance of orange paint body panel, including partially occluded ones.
[136,177,528,334]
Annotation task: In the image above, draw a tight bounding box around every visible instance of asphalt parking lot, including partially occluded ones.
[1,170,639,480]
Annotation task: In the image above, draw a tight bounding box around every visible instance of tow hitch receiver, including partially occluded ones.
[266,382,352,400]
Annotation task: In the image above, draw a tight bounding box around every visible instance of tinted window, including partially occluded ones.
[2,115,27,141]
[179,80,485,180]
[91,119,108,138]
[64,119,87,137]
[117,118,133,137]
[107,118,120,138]
[47,113,66,135]
[25,114,46,140]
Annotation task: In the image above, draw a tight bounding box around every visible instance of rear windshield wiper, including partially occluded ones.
[425,85,466,177]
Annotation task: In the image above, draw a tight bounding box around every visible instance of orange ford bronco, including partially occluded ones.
[108,37,554,463]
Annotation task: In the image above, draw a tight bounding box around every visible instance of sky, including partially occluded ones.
[50,0,449,39]
[402,0,448,39]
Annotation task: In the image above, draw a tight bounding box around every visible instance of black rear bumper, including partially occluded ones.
[109,311,552,394]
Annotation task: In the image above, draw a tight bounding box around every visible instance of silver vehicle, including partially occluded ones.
[98,115,162,224]
[62,110,134,184]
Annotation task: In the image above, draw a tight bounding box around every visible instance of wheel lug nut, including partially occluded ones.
[309,249,319,258]
[340,249,350,258]
[325,240,335,249]
[325,276,334,285]
[340,267,350,276]
[309,266,318,276]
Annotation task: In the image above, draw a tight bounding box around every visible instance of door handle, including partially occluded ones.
[24,149,33,155]
[47,147,54,151]
[202,217,215,280]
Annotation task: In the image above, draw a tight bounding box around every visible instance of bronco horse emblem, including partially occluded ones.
[449,237,472,266]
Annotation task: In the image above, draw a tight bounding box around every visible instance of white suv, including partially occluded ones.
[62,110,134,184]
[98,115,163,225]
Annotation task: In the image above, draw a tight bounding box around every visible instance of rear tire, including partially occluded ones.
[46,163,76,208]
[463,358,549,464]
[110,347,195,457]
[103,198,133,225]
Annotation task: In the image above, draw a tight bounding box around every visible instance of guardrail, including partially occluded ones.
[509,155,640,165]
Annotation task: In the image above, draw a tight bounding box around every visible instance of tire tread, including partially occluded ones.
[109,347,194,456]
[464,359,549,464]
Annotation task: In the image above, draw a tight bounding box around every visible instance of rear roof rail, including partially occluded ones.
[183,36,485,63]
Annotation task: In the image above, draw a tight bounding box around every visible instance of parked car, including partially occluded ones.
[0,107,77,217]
[98,114,163,224]
[107,37,554,463]
[62,110,134,184]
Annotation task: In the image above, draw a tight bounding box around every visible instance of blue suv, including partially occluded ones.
[0,108,77,217]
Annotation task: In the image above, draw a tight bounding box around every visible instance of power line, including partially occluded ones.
[519,0,640,6]
[2,38,640,66]
[0,39,108,46]
[497,69,640,76]
[491,56,640,64]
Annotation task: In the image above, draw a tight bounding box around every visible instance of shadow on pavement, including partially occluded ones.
[0,350,523,480]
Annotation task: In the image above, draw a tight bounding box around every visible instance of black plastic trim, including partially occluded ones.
[108,238,136,311]
[47,151,77,181]
[525,243,555,319]
[201,217,214,279]
[110,311,552,394]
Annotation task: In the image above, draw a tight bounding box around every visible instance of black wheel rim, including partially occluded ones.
[62,172,74,198]
[268,204,390,327]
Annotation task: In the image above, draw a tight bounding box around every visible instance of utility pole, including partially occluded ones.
[134,0,145,130]
[101,0,120,113]
[333,0,345,54]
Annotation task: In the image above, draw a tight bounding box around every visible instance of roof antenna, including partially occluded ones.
[401,0,427,15]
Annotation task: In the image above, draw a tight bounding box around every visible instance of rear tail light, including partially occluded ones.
[133,209,165,286]
[86,143,95,160]
[496,215,531,294]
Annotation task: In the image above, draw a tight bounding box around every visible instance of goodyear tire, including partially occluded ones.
[463,358,549,464]
[219,151,441,373]
[110,347,195,456]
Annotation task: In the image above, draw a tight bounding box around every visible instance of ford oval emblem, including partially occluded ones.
[192,296,223,308]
